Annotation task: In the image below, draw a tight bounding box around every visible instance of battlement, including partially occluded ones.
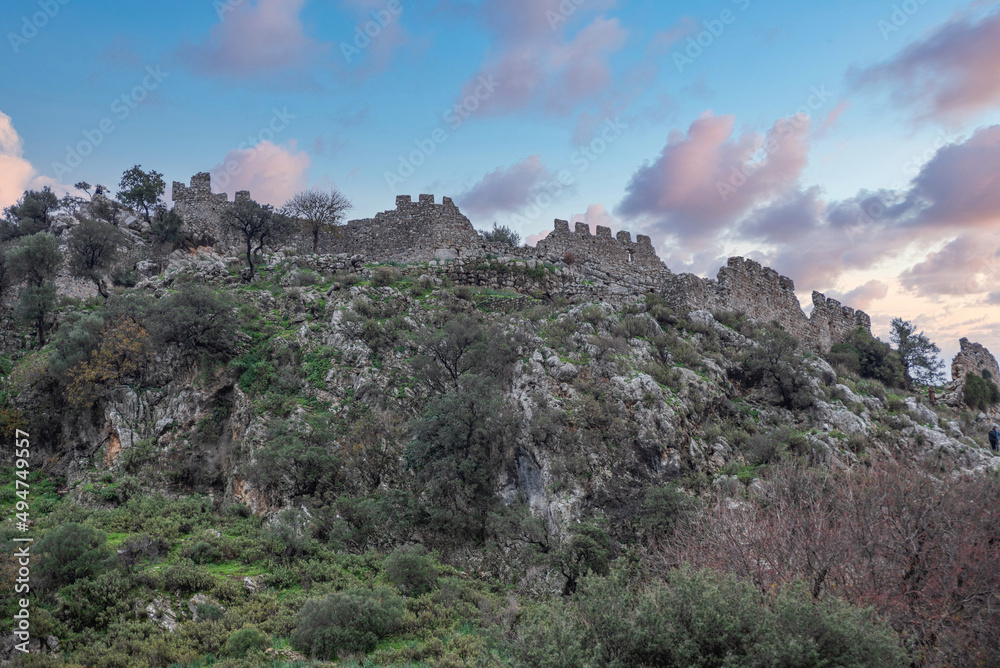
[171,172,232,245]
[535,217,669,286]
[168,171,877,354]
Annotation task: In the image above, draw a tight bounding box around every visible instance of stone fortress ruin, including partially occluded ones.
[172,172,997,380]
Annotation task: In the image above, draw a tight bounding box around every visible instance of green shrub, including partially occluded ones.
[222,627,268,658]
[37,523,114,591]
[454,284,473,300]
[110,265,138,288]
[963,373,1000,411]
[371,267,398,287]
[638,484,697,536]
[383,544,438,596]
[512,568,906,668]
[163,558,214,594]
[290,588,404,660]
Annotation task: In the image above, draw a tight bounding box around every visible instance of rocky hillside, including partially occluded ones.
[1,205,999,666]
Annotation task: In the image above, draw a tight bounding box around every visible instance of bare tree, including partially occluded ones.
[282,189,353,254]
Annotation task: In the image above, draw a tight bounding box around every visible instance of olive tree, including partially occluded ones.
[67,218,124,298]
[6,233,62,345]
[3,187,60,236]
[117,165,164,223]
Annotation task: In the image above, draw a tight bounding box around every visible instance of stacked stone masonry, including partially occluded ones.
[171,172,249,246]
[661,257,871,353]
[171,173,877,352]
[951,338,1000,384]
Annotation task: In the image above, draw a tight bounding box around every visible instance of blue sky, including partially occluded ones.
[2,0,1000,362]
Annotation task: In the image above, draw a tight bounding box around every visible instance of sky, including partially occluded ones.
[1,0,1000,369]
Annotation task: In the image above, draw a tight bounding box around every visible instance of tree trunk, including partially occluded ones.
[245,238,254,280]
[36,316,45,347]
[312,227,320,254]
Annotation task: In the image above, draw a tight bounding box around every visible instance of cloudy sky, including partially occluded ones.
[2,0,999,365]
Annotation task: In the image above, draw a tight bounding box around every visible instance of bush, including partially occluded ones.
[109,265,138,288]
[512,568,906,668]
[383,544,438,596]
[222,627,268,658]
[371,267,398,287]
[963,373,1000,411]
[37,523,113,591]
[481,222,521,247]
[291,588,404,660]
[147,283,239,360]
[163,558,214,594]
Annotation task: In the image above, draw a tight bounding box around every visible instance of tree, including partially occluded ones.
[65,318,152,409]
[67,218,124,298]
[481,222,521,247]
[3,187,59,236]
[890,317,944,386]
[146,283,239,359]
[736,323,815,409]
[150,206,184,248]
[117,165,164,223]
[220,197,296,280]
[282,188,353,254]
[6,233,62,345]
[6,232,62,288]
[405,375,515,543]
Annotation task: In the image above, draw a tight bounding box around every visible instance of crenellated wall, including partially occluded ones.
[170,172,874,352]
[533,219,671,292]
[171,172,250,247]
[323,194,484,262]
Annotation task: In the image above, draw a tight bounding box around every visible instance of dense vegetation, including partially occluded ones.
[0,179,997,666]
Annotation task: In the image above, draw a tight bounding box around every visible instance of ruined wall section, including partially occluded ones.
[171,172,231,246]
[533,220,670,293]
[662,257,872,352]
[325,195,483,262]
[951,338,1000,383]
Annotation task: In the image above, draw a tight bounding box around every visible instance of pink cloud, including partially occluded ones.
[0,111,71,209]
[457,155,561,220]
[827,280,890,311]
[815,100,851,138]
[899,233,1000,297]
[570,202,619,234]
[853,7,1000,123]
[909,125,1000,228]
[211,140,311,206]
[453,0,627,116]
[647,16,698,54]
[618,111,811,245]
[180,0,327,79]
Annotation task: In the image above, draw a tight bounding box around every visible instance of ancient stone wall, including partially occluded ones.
[661,257,871,352]
[322,195,484,262]
[171,172,242,246]
[170,172,873,352]
[530,219,670,295]
[951,338,1000,383]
